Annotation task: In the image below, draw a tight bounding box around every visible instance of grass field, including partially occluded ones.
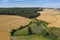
[11,35,53,40]
[12,19,57,40]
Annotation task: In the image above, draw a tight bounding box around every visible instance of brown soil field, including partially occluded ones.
[37,8,60,28]
[0,15,31,40]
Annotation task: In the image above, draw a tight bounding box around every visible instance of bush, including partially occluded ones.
[10,29,17,36]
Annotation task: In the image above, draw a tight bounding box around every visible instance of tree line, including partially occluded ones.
[0,8,43,18]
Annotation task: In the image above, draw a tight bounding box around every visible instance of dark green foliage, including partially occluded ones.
[0,8,43,18]
[10,29,17,36]
[41,29,49,36]
[47,33,58,40]
[17,26,24,30]
[28,26,33,35]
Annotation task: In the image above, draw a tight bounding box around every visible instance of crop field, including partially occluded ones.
[0,32,10,40]
[36,8,60,28]
[0,15,31,40]
[0,8,60,40]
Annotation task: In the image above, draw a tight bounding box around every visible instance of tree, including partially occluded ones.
[28,26,33,35]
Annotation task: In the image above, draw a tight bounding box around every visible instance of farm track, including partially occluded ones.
[0,15,31,40]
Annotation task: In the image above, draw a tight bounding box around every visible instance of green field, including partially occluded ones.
[11,35,53,40]
[10,19,58,40]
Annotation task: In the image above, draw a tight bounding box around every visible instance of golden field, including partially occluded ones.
[37,8,60,28]
[0,8,60,40]
[0,15,31,40]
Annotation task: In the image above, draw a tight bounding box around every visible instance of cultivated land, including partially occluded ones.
[36,8,60,28]
[0,15,31,40]
[0,8,60,40]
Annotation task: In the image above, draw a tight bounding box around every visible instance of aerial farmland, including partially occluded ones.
[0,8,60,40]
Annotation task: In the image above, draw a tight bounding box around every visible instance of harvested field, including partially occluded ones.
[37,8,60,28]
[0,15,31,40]
[0,32,10,40]
[48,15,60,28]
[36,15,56,23]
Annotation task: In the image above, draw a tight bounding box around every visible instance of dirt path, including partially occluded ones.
[0,15,31,40]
